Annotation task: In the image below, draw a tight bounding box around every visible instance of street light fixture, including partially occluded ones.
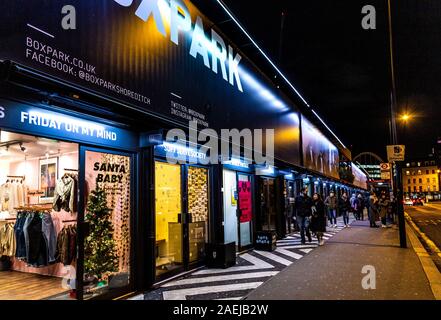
[400,113,411,122]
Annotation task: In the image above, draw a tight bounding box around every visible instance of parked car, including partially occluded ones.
[404,198,413,206]
[412,198,424,206]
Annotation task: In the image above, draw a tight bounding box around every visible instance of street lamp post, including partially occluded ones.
[387,0,407,248]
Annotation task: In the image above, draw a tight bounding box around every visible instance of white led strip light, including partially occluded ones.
[215,0,347,149]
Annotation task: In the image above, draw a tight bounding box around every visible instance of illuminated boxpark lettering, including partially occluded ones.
[113,0,243,92]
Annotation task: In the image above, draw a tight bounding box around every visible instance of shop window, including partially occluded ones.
[154,162,182,276]
[187,166,209,263]
[0,130,78,300]
[83,150,131,299]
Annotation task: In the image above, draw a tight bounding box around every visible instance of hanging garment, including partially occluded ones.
[14,213,27,259]
[0,223,16,257]
[53,175,77,213]
[26,214,48,267]
[56,225,77,265]
[0,183,10,212]
[41,213,57,264]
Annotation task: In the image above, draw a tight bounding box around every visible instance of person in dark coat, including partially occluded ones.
[311,193,327,246]
[339,192,351,228]
[294,187,313,244]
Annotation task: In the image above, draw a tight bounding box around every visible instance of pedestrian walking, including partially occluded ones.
[378,193,390,228]
[355,193,365,220]
[339,192,351,227]
[324,191,338,228]
[294,187,313,244]
[350,193,357,218]
[310,193,327,246]
[367,191,379,228]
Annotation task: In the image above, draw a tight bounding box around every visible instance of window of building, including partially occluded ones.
[413,186,417,192]
[407,179,411,184]
[427,178,430,183]
[426,170,430,174]
[432,170,436,174]
[408,186,411,193]
[406,171,410,175]
[418,170,422,175]
[419,186,423,192]
[413,178,416,183]
[419,178,422,183]
[431,161,435,165]
[433,178,436,183]
[417,162,421,167]
[434,186,437,191]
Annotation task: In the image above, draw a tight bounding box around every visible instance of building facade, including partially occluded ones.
[0,0,367,300]
[403,159,440,199]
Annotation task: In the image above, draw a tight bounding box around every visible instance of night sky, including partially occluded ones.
[217,0,441,160]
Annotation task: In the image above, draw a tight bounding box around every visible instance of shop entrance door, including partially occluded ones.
[154,162,209,280]
[257,177,276,231]
[237,174,253,250]
[285,180,296,233]
[223,170,253,251]
[79,147,134,300]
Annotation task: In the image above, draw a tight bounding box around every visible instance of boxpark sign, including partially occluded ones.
[113,0,243,92]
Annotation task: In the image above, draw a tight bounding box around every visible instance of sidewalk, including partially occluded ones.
[246,220,436,300]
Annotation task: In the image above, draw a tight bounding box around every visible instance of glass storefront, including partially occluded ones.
[257,177,276,231]
[82,150,132,299]
[223,169,253,251]
[187,166,209,263]
[155,162,182,277]
[0,130,78,300]
[154,161,209,279]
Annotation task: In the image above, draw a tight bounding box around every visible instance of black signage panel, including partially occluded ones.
[0,0,300,165]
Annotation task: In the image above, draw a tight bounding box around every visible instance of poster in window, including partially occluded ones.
[239,181,252,223]
[39,157,58,203]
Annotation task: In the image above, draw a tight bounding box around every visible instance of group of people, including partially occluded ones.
[293,187,396,246]
[367,191,396,228]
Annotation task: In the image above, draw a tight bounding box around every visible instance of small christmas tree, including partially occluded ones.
[84,186,118,283]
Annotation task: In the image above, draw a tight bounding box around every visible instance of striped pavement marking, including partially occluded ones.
[141,216,353,300]
[193,253,274,275]
[275,248,303,260]
[162,282,263,300]
[161,271,279,287]
[253,250,293,266]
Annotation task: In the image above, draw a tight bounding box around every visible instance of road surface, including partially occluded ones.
[405,202,441,271]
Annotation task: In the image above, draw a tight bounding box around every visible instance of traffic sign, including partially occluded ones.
[381,171,391,180]
[387,145,405,162]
